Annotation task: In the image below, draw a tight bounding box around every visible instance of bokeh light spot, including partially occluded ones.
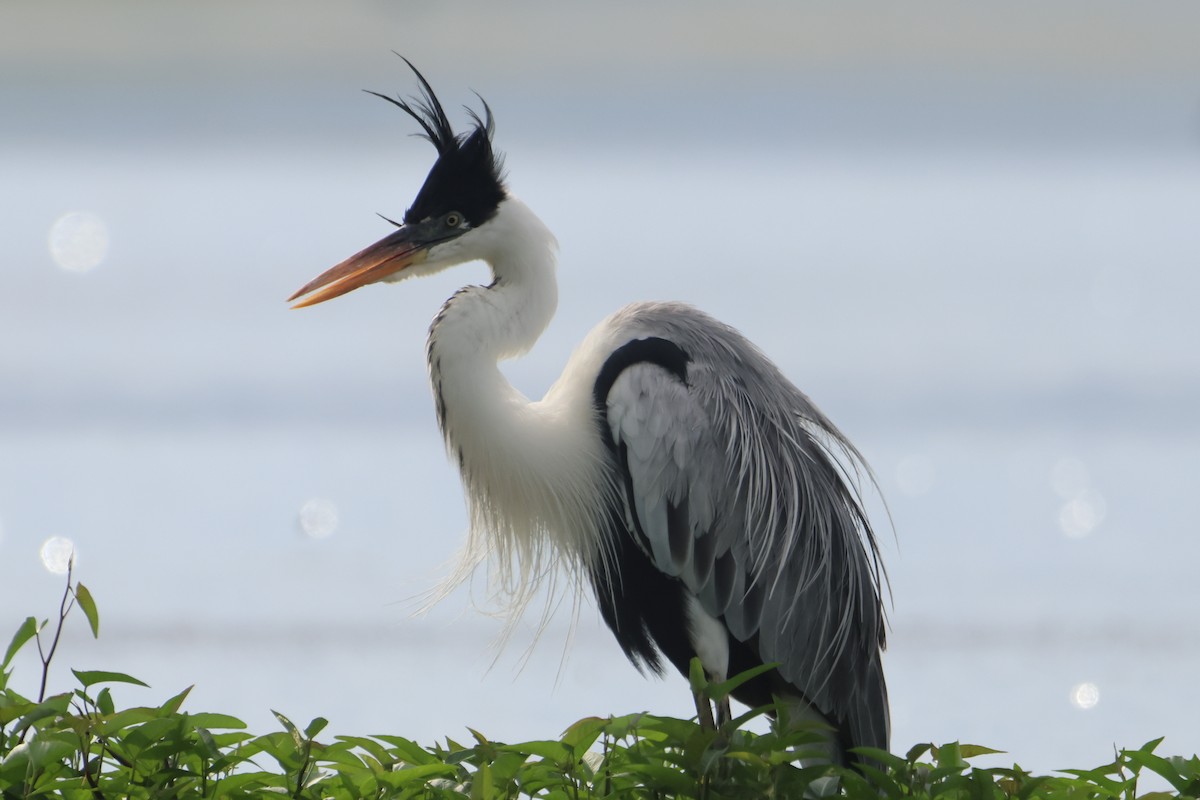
[1051,457,1105,538]
[40,536,76,575]
[1059,489,1106,538]
[298,498,339,539]
[895,454,935,496]
[48,211,109,272]
[1070,681,1100,710]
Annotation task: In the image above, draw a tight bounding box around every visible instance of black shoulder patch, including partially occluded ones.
[592,337,690,450]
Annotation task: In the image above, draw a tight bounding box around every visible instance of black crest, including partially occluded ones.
[368,57,506,228]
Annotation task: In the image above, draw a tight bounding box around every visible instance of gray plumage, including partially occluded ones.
[598,301,889,755]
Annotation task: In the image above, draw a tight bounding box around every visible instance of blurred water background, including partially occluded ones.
[3,0,1199,776]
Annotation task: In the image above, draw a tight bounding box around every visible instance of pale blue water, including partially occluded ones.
[3,129,1199,776]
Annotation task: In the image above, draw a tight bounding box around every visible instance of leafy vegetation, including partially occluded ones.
[2,570,1196,799]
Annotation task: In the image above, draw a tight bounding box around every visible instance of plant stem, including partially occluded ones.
[37,559,77,703]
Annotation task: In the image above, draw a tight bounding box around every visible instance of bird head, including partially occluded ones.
[289,59,506,308]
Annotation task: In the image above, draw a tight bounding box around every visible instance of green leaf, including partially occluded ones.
[335,735,394,769]
[159,684,193,715]
[208,730,255,754]
[96,687,115,716]
[1135,736,1167,754]
[194,725,221,759]
[727,702,773,731]
[723,749,769,767]
[71,669,150,688]
[933,741,966,769]
[26,733,81,770]
[706,662,779,703]
[1124,748,1193,793]
[906,743,935,767]
[374,735,441,766]
[12,693,73,736]
[0,694,35,726]
[601,712,647,739]
[501,739,569,763]
[688,656,707,693]
[854,760,907,796]
[379,762,459,788]
[273,709,299,736]
[473,759,494,800]
[74,583,100,638]
[305,716,329,739]
[3,616,39,670]
[958,743,1006,759]
[212,772,285,793]
[335,766,378,797]
[852,746,908,770]
[1058,767,1127,794]
[188,712,247,730]
[488,751,529,784]
[121,716,186,753]
[249,730,305,770]
[272,708,308,752]
[614,761,696,794]
[560,716,607,754]
[631,713,697,741]
[313,741,367,770]
[96,705,160,737]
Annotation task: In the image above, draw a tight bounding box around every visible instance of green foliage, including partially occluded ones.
[2,576,1197,799]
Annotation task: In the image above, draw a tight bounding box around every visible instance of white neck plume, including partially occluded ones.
[424,197,613,616]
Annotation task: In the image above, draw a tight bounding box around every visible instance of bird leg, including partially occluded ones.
[694,690,717,732]
[695,681,734,781]
[693,675,732,732]
[715,695,731,728]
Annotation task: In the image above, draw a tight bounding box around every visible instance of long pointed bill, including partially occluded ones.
[288,227,431,308]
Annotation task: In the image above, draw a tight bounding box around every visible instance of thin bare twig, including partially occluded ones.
[37,556,78,703]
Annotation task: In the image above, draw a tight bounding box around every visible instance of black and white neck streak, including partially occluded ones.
[425,196,618,607]
[427,197,558,367]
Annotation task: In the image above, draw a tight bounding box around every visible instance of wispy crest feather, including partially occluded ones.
[368,56,506,227]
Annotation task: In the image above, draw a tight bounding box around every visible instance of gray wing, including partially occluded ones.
[603,302,889,753]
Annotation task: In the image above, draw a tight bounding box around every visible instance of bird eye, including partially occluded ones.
[445,212,463,228]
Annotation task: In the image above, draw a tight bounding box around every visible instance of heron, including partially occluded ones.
[289,60,889,766]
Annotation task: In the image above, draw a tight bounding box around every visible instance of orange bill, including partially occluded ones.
[288,227,429,308]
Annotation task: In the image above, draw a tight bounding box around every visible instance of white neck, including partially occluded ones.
[428,197,559,366]
[425,197,611,611]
